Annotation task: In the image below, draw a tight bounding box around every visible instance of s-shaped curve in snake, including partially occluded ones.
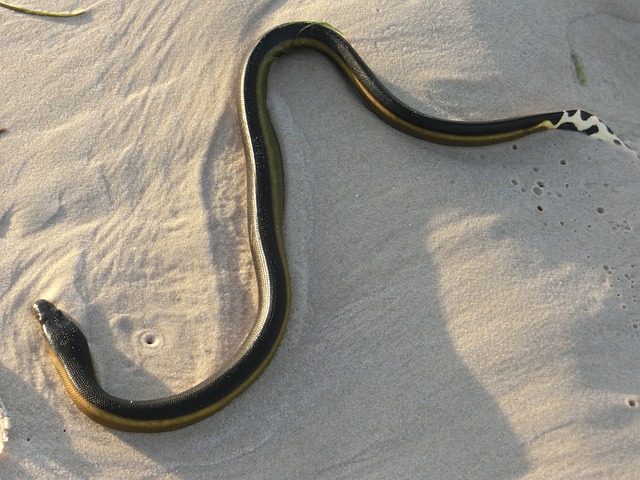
[31,22,631,432]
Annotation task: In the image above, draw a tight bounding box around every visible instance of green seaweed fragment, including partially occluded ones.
[571,53,587,86]
[0,1,88,17]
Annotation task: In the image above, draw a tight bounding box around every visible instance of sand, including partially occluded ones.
[1,0,639,478]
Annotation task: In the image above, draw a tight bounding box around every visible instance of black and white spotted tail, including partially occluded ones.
[548,109,630,150]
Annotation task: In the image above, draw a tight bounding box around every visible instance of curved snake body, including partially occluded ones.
[33,22,628,432]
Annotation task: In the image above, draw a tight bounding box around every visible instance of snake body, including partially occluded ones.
[32,22,628,432]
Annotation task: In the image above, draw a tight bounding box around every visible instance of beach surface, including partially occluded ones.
[1,0,639,478]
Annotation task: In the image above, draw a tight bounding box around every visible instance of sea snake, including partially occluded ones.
[31,22,629,432]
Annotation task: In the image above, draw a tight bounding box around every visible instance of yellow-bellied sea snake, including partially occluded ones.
[31,22,630,432]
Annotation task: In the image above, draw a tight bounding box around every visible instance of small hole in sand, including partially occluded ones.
[143,333,156,345]
[139,330,163,348]
[536,205,544,212]
[560,159,567,165]
[597,207,605,214]
[627,399,637,408]
[512,144,518,150]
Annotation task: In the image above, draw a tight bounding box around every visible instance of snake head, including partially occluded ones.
[33,299,75,342]
[33,299,59,325]
[32,299,97,379]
